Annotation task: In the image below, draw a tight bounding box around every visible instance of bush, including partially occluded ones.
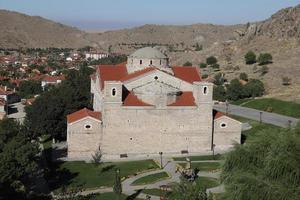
[195,43,203,51]
[244,51,256,64]
[244,79,265,97]
[214,73,225,86]
[213,85,226,101]
[260,65,269,76]
[183,61,193,66]
[206,56,217,65]
[226,79,245,101]
[258,53,272,65]
[239,73,248,81]
[211,63,220,69]
[199,63,207,68]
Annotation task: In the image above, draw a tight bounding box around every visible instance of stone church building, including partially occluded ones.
[67,47,242,160]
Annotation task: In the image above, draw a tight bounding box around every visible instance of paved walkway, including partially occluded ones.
[214,103,299,128]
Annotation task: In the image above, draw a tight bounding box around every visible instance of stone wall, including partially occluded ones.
[126,57,169,74]
[213,116,242,150]
[67,117,102,160]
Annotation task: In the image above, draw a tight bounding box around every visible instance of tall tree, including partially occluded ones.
[221,125,300,200]
[0,119,40,200]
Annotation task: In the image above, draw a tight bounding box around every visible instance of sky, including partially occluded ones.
[0,0,299,30]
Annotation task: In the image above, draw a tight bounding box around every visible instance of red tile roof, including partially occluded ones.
[97,64,128,89]
[120,67,156,82]
[67,108,102,123]
[43,75,65,82]
[213,110,225,119]
[168,92,196,106]
[172,66,201,83]
[123,92,152,106]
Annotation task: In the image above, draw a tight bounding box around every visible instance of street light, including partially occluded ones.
[259,111,263,124]
[159,152,163,169]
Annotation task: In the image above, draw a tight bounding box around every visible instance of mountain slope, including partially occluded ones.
[0,10,96,48]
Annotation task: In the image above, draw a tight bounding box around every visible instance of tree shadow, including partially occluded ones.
[7,105,18,114]
[126,189,143,200]
[46,161,79,192]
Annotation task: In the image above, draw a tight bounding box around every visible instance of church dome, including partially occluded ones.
[129,47,167,59]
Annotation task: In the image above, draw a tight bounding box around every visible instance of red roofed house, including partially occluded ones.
[41,75,65,90]
[67,47,241,160]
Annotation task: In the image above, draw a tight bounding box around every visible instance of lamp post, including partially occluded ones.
[159,152,163,169]
[288,120,292,129]
[259,111,263,124]
[225,100,229,115]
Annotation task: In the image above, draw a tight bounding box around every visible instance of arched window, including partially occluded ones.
[112,88,116,96]
[203,86,208,95]
[150,60,153,65]
[160,60,162,65]
[140,60,143,65]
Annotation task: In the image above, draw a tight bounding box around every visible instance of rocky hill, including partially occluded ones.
[0,10,97,48]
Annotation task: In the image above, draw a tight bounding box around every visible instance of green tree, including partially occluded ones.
[0,119,40,199]
[239,73,248,81]
[213,85,226,101]
[226,79,245,101]
[25,66,93,140]
[170,178,209,200]
[183,61,193,66]
[258,53,272,65]
[18,80,43,98]
[244,51,256,64]
[221,125,300,200]
[206,56,217,65]
[244,79,264,98]
[113,169,122,199]
[199,63,207,68]
[213,73,225,86]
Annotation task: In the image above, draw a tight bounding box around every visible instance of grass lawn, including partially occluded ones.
[49,160,159,192]
[131,172,169,186]
[141,188,172,197]
[178,162,221,172]
[89,192,142,200]
[196,176,219,189]
[240,98,300,118]
[173,154,223,161]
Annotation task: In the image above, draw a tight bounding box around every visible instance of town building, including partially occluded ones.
[85,52,109,60]
[41,75,65,90]
[67,47,242,161]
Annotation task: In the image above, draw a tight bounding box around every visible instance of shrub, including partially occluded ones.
[195,43,203,51]
[213,85,226,101]
[244,79,265,97]
[244,51,256,64]
[260,65,269,76]
[183,61,193,66]
[226,79,245,101]
[199,63,207,68]
[258,53,272,65]
[211,63,220,69]
[206,56,218,65]
[214,73,225,86]
[239,73,248,81]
